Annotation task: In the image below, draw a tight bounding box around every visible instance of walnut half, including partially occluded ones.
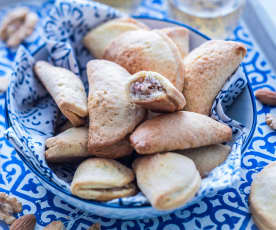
[266,114,276,130]
[0,193,22,225]
[0,7,38,47]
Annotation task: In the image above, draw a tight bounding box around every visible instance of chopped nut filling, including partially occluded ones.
[130,75,164,99]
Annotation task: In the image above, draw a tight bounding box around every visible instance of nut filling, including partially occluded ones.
[130,75,165,100]
[0,193,22,225]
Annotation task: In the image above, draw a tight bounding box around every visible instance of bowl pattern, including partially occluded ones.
[5,0,248,219]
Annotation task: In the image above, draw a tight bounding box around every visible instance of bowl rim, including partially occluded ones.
[5,15,257,210]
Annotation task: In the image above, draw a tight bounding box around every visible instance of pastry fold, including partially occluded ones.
[34,61,88,126]
[127,71,186,112]
[45,127,90,163]
[103,30,185,91]
[177,144,231,177]
[158,26,189,58]
[133,152,201,210]
[71,158,136,201]
[83,17,149,59]
[87,60,146,152]
[130,111,232,154]
[183,40,246,115]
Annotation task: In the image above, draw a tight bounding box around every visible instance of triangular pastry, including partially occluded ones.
[103,30,185,91]
[130,111,232,154]
[34,61,88,126]
[183,40,246,115]
[83,17,149,59]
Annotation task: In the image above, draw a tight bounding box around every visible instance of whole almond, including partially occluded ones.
[266,114,276,130]
[44,220,65,230]
[255,89,276,105]
[10,214,36,230]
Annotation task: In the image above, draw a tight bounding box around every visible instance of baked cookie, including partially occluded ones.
[133,152,201,210]
[183,40,246,115]
[47,126,133,161]
[83,17,148,59]
[34,61,88,126]
[250,161,276,230]
[127,71,186,112]
[45,127,90,163]
[87,60,145,151]
[71,158,136,201]
[158,26,189,58]
[177,144,231,177]
[103,30,185,91]
[130,111,232,154]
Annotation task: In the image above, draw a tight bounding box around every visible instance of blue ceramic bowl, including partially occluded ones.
[5,0,256,219]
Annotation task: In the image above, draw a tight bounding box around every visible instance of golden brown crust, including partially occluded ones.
[87,60,145,150]
[103,30,185,91]
[130,111,232,154]
[177,144,231,177]
[34,61,88,126]
[158,26,189,58]
[249,161,276,230]
[183,40,246,115]
[45,127,90,163]
[71,158,136,201]
[127,71,186,112]
[83,17,149,59]
[133,153,201,210]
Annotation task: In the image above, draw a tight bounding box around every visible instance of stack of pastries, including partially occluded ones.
[34,17,246,211]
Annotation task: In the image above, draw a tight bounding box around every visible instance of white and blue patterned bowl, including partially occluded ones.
[5,0,256,220]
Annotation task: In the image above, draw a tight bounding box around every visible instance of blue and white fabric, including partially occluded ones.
[0,0,275,229]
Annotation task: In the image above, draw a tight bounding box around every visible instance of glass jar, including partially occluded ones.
[93,0,141,14]
[169,0,246,39]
